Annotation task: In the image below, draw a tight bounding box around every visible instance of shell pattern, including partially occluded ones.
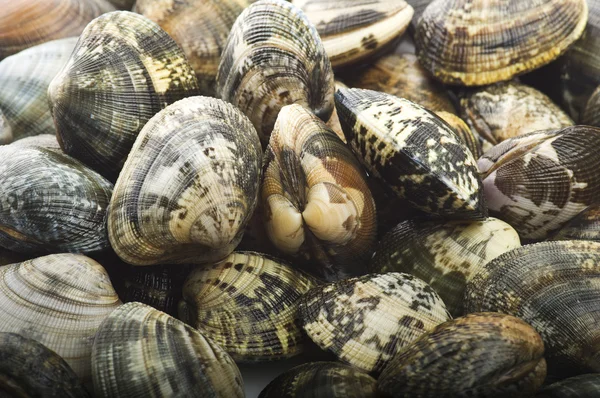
[549,204,600,242]
[0,109,11,145]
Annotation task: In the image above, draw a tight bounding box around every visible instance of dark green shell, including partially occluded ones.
[537,374,600,397]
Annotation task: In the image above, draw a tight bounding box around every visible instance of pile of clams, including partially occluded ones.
[2,0,600,397]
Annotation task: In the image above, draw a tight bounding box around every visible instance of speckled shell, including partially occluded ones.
[108,96,262,266]
[479,126,600,241]
[262,104,377,280]
[0,37,77,143]
[370,218,520,316]
[436,111,482,159]
[378,313,547,398]
[0,141,113,254]
[0,254,121,380]
[550,204,600,242]
[335,88,486,220]
[537,374,600,397]
[0,333,89,397]
[92,302,244,397]
[179,252,317,361]
[259,362,377,398]
[48,11,200,180]
[415,0,588,86]
[216,0,335,145]
[135,0,250,96]
[291,0,413,68]
[581,84,600,127]
[299,272,451,374]
[0,109,11,145]
[460,80,574,150]
[465,240,600,377]
[0,0,114,60]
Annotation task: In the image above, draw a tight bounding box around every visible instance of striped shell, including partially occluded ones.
[465,240,600,377]
[108,96,262,266]
[291,0,413,68]
[0,141,113,254]
[335,88,486,220]
[479,126,600,241]
[537,374,600,397]
[92,302,244,397]
[299,272,451,374]
[216,0,335,145]
[415,0,588,85]
[48,11,200,180]
[370,217,521,316]
[179,252,318,361]
[550,204,600,242]
[436,111,482,158]
[262,104,377,280]
[378,313,547,398]
[259,362,377,398]
[0,254,121,380]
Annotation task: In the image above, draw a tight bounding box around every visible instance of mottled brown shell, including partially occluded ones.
[550,204,600,242]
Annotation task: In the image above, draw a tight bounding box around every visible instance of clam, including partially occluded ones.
[0,254,121,380]
[291,0,413,68]
[216,0,335,145]
[537,374,600,397]
[107,0,135,9]
[0,333,90,397]
[259,362,377,398]
[550,204,600,242]
[335,88,486,220]
[370,217,521,316]
[0,37,77,143]
[378,313,547,397]
[0,140,113,254]
[415,0,588,86]
[48,11,201,180]
[479,126,600,241]
[135,0,251,96]
[262,104,377,280]
[436,111,481,158]
[108,96,262,266]
[581,84,600,127]
[0,0,114,60]
[0,109,11,144]
[465,240,600,377]
[179,251,318,361]
[92,302,244,397]
[299,272,451,374]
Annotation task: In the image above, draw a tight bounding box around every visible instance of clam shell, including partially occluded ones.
[378,313,547,398]
[415,0,588,85]
[581,84,600,127]
[107,0,135,9]
[0,248,28,266]
[179,251,318,361]
[465,240,600,377]
[0,141,113,254]
[0,333,89,397]
[436,111,482,159]
[48,11,201,180]
[0,254,121,380]
[92,302,244,397]
[335,87,486,220]
[259,362,377,398]
[537,374,600,397]
[479,126,600,240]
[262,104,377,280]
[0,109,11,145]
[108,96,262,266]
[550,204,600,242]
[216,0,335,145]
[299,272,451,374]
[370,217,521,316]
[0,37,77,143]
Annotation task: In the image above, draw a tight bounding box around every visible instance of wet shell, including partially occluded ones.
[0,37,77,143]
[259,362,377,398]
[291,0,413,68]
[378,313,547,398]
[48,11,201,180]
[479,126,600,241]
[465,240,600,377]
[92,302,244,397]
[460,80,574,149]
[335,88,486,220]
[135,0,250,96]
[179,252,318,361]
[262,104,377,280]
[299,272,451,374]
[0,109,11,145]
[537,374,600,397]
[0,254,121,380]
[108,96,262,266]
[370,217,521,316]
[550,204,600,242]
[415,0,588,85]
[0,0,114,60]
[0,141,113,254]
[216,0,335,145]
